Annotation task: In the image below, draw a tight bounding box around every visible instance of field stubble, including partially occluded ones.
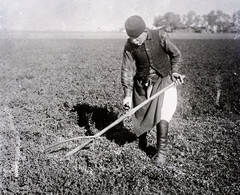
[0,36,239,194]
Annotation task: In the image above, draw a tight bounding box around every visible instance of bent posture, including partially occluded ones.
[121,15,184,166]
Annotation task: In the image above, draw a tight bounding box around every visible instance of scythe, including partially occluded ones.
[45,78,183,157]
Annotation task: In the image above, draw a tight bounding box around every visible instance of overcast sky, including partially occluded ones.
[1,0,239,31]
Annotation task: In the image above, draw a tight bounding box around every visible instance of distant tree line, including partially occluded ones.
[153,10,240,33]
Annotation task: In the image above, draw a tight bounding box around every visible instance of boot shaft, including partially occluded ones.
[139,132,147,149]
[156,120,168,151]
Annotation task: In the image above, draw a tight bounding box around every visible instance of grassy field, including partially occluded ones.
[0,33,239,194]
[1,30,239,39]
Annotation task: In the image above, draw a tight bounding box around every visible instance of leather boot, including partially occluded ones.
[155,120,168,166]
[138,132,147,150]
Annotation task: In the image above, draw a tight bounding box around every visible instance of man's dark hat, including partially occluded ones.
[124,15,146,38]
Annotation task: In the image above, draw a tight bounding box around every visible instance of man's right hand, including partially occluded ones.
[123,96,132,110]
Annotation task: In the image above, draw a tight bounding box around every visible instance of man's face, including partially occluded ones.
[130,31,147,46]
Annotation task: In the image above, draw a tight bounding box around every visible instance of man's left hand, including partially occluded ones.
[171,73,184,85]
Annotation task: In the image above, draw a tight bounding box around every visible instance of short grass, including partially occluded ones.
[0,36,239,194]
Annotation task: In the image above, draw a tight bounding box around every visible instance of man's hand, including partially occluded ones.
[171,73,184,85]
[123,96,132,110]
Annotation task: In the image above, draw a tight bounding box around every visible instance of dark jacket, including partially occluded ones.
[121,28,181,97]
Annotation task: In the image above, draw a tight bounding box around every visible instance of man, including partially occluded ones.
[121,15,184,166]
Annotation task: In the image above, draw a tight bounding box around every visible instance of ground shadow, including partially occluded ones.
[71,103,137,146]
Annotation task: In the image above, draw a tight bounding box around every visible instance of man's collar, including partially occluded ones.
[146,28,153,40]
